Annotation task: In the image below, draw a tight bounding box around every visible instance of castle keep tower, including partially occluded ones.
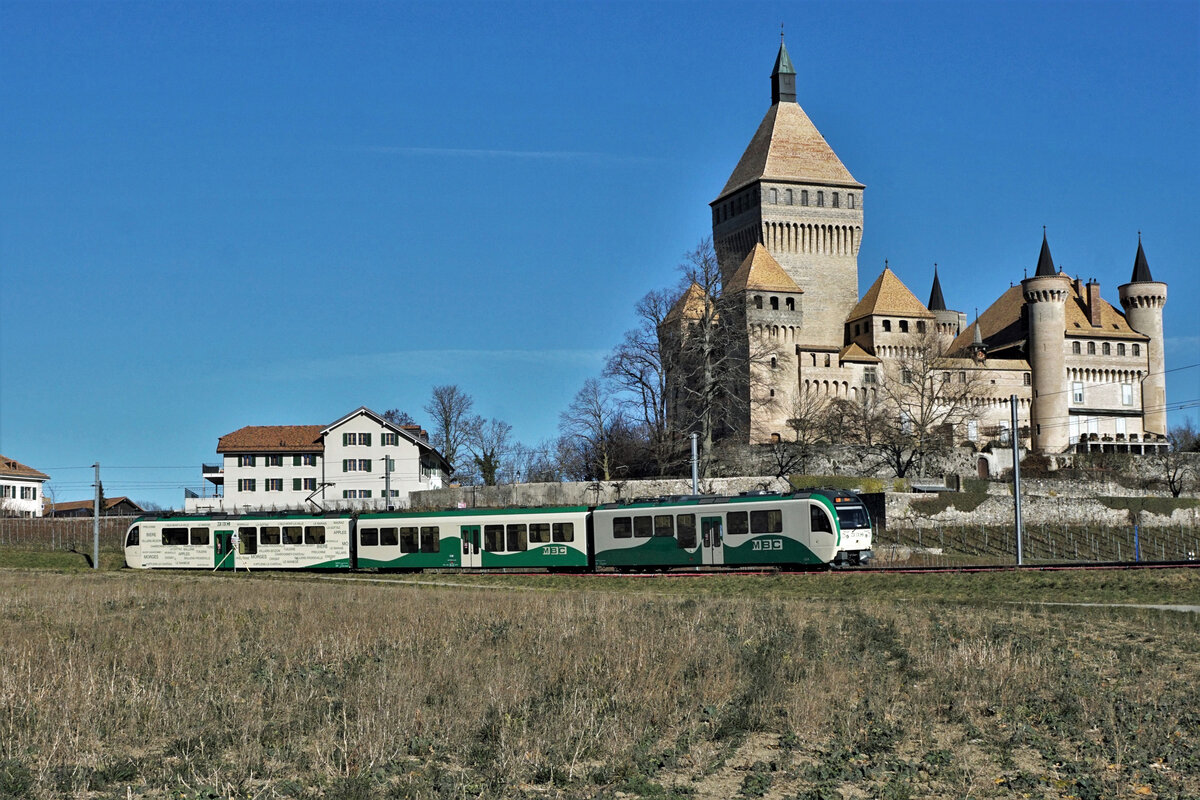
[711,38,864,350]
[1119,238,1168,436]
[1022,234,1072,452]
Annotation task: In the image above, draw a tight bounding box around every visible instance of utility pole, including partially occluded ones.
[385,455,393,511]
[1010,396,1023,566]
[93,462,101,571]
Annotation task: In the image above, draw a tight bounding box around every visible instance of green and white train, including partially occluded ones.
[123,489,873,572]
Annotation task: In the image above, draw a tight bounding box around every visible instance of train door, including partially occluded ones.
[701,516,724,565]
[214,529,235,570]
[460,525,481,568]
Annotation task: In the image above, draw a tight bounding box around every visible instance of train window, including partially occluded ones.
[305,526,326,545]
[631,517,651,538]
[810,506,833,534]
[420,526,440,553]
[125,526,139,547]
[261,526,281,545]
[676,515,696,548]
[553,522,574,542]
[506,524,528,552]
[190,527,210,546]
[162,527,189,546]
[380,527,399,547]
[726,512,749,536]
[360,528,378,547]
[283,526,303,545]
[400,527,419,553]
[834,505,870,529]
[529,523,551,543]
[612,517,632,539]
[750,510,783,534]
[239,527,258,555]
[484,525,504,551]
[654,515,674,537]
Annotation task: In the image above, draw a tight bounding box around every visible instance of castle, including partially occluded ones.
[664,39,1167,464]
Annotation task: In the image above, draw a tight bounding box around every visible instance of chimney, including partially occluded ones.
[1073,277,1084,297]
[1086,280,1102,327]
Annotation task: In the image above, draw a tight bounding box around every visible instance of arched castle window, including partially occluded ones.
[770,297,779,310]
[1102,343,1111,355]
[916,321,926,333]
[786,297,794,311]
[882,320,892,332]
[1072,341,1081,354]
[1133,344,1141,356]
[824,354,831,367]
[1118,343,1126,356]
[785,189,793,205]
[770,357,777,369]
[848,194,856,209]
[1024,373,1031,385]
[770,188,778,204]
[817,191,825,207]
[801,189,809,206]
[832,192,840,208]
[1087,342,1096,355]
[754,295,762,309]
[899,320,909,333]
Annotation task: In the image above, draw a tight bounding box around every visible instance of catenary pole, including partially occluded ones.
[690,433,699,495]
[93,462,100,571]
[1011,396,1023,566]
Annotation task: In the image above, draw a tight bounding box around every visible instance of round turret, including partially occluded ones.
[1022,234,1071,452]
[1118,238,1167,436]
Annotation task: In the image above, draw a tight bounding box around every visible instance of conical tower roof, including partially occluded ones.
[1130,236,1154,282]
[662,283,713,325]
[927,266,946,311]
[1035,231,1056,277]
[725,244,803,294]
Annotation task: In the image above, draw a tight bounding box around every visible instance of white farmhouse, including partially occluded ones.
[187,407,450,513]
[0,455,49,518]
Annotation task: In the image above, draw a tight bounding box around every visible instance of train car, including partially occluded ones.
[808,489,874,566]
[124,513,354,570]
[590,491,842,569]
[355,506,590,570]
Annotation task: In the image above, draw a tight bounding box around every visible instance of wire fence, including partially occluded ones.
[876,520,1200,567]
[0,517,132,553]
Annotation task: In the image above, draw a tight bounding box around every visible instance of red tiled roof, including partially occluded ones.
[216,425,324,454]
[0,455,49,481]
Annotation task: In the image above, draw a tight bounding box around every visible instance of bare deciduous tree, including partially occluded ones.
[867,329,982,477]
[466,417,513,487]
[423,385,474,476]
[381,408,416,427]
[558,378,625,481]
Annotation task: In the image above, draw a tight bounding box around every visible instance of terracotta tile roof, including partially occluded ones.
[837,343,881,363]
[724,244,802,294]
[216,425,324,454]
[0,455,49,481]
[718,102,863,198]
[846,267,934,322]
[948,278,1147,355]
[44,496,144,515]
[663,283,714,325]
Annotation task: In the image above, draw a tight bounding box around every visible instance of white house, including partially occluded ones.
[0,455,49,518]
[186,407,450,514]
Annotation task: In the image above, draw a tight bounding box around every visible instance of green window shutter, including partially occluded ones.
[343,459,351,472]
[293,478,301,491]
[342,433,351,446]
[363,433,372,446]
[293,455,300,466]
[363,459,372,473]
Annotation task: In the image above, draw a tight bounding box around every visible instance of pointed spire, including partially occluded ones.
[1131,233,1154,283]
[771,33,796,104]
[927,264,946,311]
[1035,228,1056,277]
[972,309,983,346]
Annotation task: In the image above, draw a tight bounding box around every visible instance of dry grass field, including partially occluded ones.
[0,570,1197,799]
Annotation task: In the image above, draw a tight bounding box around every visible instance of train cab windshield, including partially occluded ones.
[834,505,870,530]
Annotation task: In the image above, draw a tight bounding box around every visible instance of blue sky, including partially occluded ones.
[2,1,1197,508]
